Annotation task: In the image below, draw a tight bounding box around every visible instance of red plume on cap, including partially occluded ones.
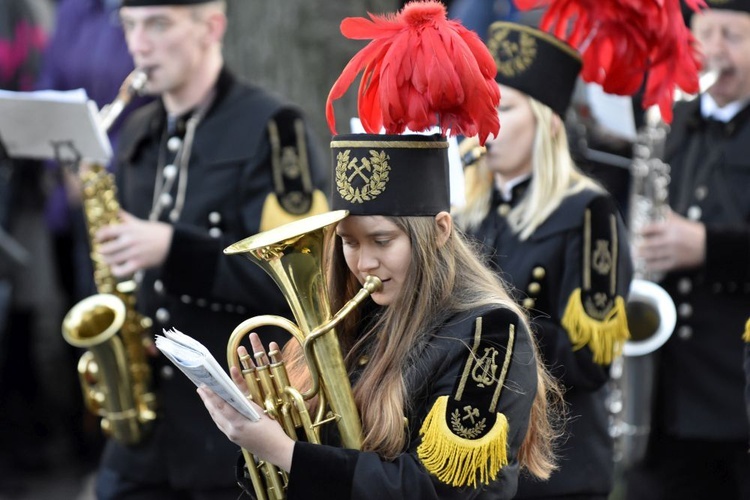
[514,0,706,123]
[325,1,500,145]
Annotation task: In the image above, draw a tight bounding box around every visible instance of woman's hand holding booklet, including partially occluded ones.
[155,328,260,421]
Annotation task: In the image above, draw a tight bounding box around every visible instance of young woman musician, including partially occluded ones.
[197,2,563,498]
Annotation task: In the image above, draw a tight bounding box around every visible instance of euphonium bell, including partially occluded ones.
[223,210,381,500]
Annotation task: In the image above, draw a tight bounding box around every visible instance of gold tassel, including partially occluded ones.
[561,288,630,365]
[743,317,750,342]
[417,395,508,488]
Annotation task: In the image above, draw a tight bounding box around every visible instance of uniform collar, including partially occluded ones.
[493,174,531,206]
[700,93,749,123]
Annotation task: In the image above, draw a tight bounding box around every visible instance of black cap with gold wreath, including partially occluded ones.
[329,134,450,216]
[325,1,500,217]
[508,0,704,124]
[488,22,581,118]
[703,0,750,12]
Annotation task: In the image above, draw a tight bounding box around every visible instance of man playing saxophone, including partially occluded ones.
[626,1,750,498]
[92,0,327,498]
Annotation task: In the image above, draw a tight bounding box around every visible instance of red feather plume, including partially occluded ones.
[514,0,706,123]
[326,1,500,145]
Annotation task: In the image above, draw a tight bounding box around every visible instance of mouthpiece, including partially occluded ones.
[363,275,383,294]
[699,69,719,94]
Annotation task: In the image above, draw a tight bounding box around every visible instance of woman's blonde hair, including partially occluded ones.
[284,215,562,479]
[455,96,601,240]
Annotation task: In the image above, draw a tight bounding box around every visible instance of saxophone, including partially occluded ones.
[61,69,157,446]
[609,69,719,467]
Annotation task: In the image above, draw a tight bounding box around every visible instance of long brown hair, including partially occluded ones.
[284,215,561,478]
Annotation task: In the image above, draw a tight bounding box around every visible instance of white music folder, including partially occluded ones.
[0,88,112,164]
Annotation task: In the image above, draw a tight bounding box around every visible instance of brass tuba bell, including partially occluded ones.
[223,210,381,500]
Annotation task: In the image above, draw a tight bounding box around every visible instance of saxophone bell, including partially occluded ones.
[62,293,156,445]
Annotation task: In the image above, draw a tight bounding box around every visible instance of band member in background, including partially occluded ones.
[454,22,633,499]
[198,2,563,498]
[626,1,750,498]
[93,0,326,498]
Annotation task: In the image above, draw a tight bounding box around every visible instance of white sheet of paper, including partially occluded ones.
[0,88,112,163]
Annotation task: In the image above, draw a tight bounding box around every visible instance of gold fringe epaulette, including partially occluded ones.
[562,288,629,364]
[417,395,509,488]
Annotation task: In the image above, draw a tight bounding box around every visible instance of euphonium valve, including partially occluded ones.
[223,210,381,500]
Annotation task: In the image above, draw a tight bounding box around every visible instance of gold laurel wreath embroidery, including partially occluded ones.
[488,28,537,78]
[450,408,487,439]
[335,149,391,204]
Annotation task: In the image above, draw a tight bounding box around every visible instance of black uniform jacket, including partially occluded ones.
[100,68,326,489]
[467,184,633,498]
[287,305,538,500]
[654,98,750,442]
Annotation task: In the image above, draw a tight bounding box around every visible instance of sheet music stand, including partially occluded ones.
[0,88,111,166]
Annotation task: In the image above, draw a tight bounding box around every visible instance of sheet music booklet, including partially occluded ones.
[155,328,260,421]
[0,88,112,163]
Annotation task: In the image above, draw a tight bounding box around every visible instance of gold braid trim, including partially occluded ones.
[417,395,509,488]
[561,289,629,365]
[743,317,750,342]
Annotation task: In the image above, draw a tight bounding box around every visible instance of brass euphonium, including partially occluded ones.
[223,210,381,500]
[62,69,157,446]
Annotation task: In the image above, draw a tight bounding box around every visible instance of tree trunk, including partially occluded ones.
[223,0,399,156]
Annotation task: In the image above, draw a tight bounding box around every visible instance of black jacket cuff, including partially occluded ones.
[287,441,357,500]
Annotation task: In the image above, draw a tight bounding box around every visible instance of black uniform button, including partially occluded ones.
[532,266,546,280]
[687,206,702,220]
[727,282,738,293]
[499,204,511,216]
[159,192,173,208]
[694,186,708,200]
[712,283,723,293]
[153,279,165,294]
[160,365,174,380]
[678,303,693,318]
[156,307,170,323]
[162,164,178,180]
[196,298,207,308]
[181,294,192,304]
[167,137,182,152]
[677,278,692,295]
[210,303,221,312]
[677,325,693,340]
